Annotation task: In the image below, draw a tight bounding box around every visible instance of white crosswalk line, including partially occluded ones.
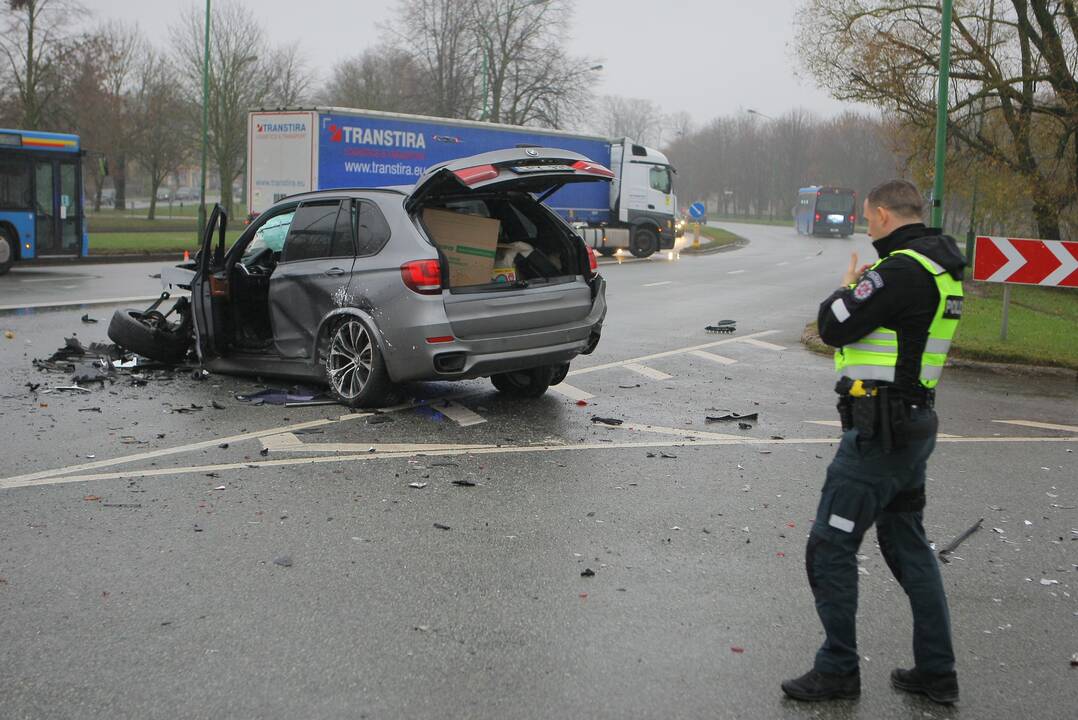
[727,269,746,275]
[993,419,1078,433]
[642,280,673,287]
[738,337,787,351]
[624,363,672,380]
[688,349,737,365]
[433,401,487,427]
[549,382,594,402]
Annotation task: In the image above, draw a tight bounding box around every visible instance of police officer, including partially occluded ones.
[781,180,965,705]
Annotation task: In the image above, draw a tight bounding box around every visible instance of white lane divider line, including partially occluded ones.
[642,280,673,287]
[993,419,1078,433]
[261,434,495,454]
[776,261,790,266]
[802,420,960,437]
[727,269,746,275]
[434,400,487,427]
[10,435,1075,488]
[549,382,594,402]
[738,337,787,351]
[688,349,737,365]
[624,363,673,381]
[568,329,780,377]
[0,295,171,312]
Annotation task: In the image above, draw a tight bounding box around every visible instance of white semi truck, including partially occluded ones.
[247,107,678,257]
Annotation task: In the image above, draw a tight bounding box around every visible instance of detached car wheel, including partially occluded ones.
[107,302,192,363]
[491,366,554,398]
[325,317,394,408]
[630,228,658,258]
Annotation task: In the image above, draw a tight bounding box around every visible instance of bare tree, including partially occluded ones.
[130,48,191,220]
[796,0,1078,239]
[387,0,478,118]
[321,46,427,113]
[171,0,298,216]
[0,0,84,129]
[267,42,313,108]
[594,95,664,145]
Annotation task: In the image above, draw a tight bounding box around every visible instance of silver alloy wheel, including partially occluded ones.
[327,319,374,401]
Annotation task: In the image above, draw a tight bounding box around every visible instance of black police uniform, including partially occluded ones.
[787,223,966,700]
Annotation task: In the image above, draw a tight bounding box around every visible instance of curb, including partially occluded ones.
[800,323,1078,380]
[680,231,750,256]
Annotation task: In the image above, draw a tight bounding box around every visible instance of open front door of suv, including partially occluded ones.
[190,204,229,361]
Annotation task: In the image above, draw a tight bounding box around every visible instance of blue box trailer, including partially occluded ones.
[247,107,678,257]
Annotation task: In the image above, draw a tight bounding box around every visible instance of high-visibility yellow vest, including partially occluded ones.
[834,249,963,389]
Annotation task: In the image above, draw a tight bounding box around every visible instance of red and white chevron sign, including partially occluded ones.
[973,236,1078,287]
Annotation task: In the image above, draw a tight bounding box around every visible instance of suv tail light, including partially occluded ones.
[571,160,615,178]
[453,164,498,185]
[401,259,442,295]
[585,245,598,275]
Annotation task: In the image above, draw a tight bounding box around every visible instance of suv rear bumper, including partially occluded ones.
[385,277,606,382]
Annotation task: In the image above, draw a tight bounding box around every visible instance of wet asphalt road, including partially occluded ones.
[1,222,1076,719]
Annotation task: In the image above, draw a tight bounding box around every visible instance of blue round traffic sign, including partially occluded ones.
[689,202,706,219]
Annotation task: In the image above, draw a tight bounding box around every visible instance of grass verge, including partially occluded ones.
[801,283,1078,370]
[88,230,243,255]
[683,226,741,252]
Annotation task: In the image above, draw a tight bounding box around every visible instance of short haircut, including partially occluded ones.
[867,180,924,219]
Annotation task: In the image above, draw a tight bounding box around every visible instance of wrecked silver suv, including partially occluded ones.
[107,147,610,407]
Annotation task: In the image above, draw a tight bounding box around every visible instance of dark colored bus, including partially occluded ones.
[0,128,87,274]
[795,186,856,237]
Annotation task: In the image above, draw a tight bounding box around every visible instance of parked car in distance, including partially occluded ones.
[108,147,611,407]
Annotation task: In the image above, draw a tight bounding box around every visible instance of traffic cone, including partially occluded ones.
[183,250,190,262]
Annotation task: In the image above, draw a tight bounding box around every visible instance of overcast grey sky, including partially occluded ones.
[88,0,862,126]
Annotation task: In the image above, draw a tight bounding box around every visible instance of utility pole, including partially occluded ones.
[197,0,211,239]
[931,0,954,228]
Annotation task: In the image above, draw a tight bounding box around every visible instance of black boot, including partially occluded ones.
[891,667,959,704]
[781,669,860,701]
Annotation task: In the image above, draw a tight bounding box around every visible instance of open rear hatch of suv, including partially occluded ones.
[406,147,612,339]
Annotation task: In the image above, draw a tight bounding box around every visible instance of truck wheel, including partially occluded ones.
[630,228,658,258]
[324,317,395,408]
[0,227,16,275]
[597,247,616,257]
[491,366,554,398]
[107,305,192,363]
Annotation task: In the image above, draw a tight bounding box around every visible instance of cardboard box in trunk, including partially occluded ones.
[422,208,500,287]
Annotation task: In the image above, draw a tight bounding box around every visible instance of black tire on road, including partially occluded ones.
[323,316,396,408]
[549,363,570,386]
[0,227,16,275]
[630,227,658,258]
[107,307,192,363]
[597,247,616,257]
[491,366,554,398]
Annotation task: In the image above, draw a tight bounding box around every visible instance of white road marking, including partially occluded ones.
[549,382,595,402]
[642,280,673,287]
[993,419,1078,433]
[727,269,746,275]
[0,295,169,312]
[776,261,790,267]
[624,363,673,380]
[261,433,494,454]
[617,423,743,441]
[6,434,1074,489]
[688,349,737,365]
[803,419,961,437]
[432,400,487,427]
[568,329,780,377]
[737,337,787,351]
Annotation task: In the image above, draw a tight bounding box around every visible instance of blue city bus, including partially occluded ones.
[0,128,87,274]
[795,185,856,237]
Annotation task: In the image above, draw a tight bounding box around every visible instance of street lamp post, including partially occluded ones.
[930,0,954,228]
[747,108,775,121]
[197,0,211,239]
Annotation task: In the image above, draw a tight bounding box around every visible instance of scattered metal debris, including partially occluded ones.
[273,555,293,568]
[705,319,736,334]
[451,479,477,487]
[581,568,596,577]
[590,416,623,426]
[706,412,758,423]
[433,523,451,530]
[938,518,984,562]
[81,314,98,324]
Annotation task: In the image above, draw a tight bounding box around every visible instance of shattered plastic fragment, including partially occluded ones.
[580,568,596,577]
[590,416,623,426]
[433,523,451,530]
[408,482,427,489]
[273,555,293,568]
[707,412,758,423]
[451,480,477,487]
[730,646,745,653]
[1040,579,1060,586]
